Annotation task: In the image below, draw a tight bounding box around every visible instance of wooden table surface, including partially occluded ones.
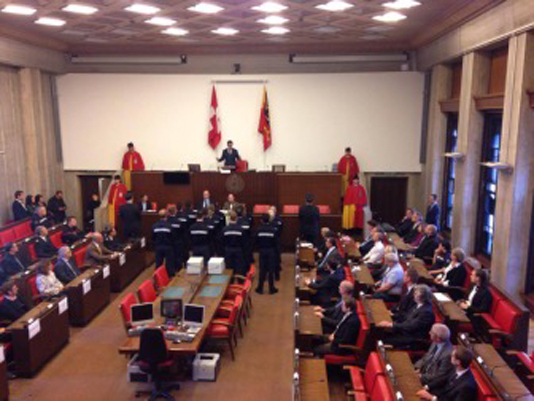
[434,295,470,323]
[352,264,375,286]
[298,305,323,336]
[299,358,330,401]
[407,258,434,281]
[364,298,392,324]
[389,233,412,252]
[118,269,232,355]
[383,350,422,401]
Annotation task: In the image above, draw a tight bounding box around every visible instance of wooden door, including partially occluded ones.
[370,177,408,225]
[79,175,111,230]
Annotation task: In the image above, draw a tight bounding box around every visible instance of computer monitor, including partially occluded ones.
[183,304,205,327]
[161,298,183,321]
[130,303,154,327]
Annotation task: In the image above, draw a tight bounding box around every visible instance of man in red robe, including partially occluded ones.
[122,142,145,190]
[343,176,367,232]
[108,175,128,227]
[337,147,360,194]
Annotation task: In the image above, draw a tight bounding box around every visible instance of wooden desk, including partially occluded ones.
[296,271,317,301]
[380,350,422,401]
[389,233,412,252]
[407,258,434,283]
[108,240,147,292]
[363,298,392,325]
[342,238,361,260]
[8,296,70,377]
[296,305,323,352]
[352,264,375,293]
[299,358,330,401]
[296,245,316,269]
[119,270,232,355]
[281,214,341,251]
[64,267,111,326]
[432,293,469,343]
[140,211,158,250]
[0,346,8,401]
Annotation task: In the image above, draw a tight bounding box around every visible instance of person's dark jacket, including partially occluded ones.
[12,200,30,221]
[35,236,58,258]
[415,234,439,263]
[331,313,361,354]
[435,369,478,401]
[1,253,27,277]
[298,204,320,244]
[119,203,142,239]
[414,342,455,392]
[392,303,435,340]
[54,258,81,284]
[396,217,414,238]
[466,286,493,317]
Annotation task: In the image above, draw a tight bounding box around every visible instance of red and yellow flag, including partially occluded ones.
[258,87,272,151]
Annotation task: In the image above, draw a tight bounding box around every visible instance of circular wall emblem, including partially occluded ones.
[226,173,245,194]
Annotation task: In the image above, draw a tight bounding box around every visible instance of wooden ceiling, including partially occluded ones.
[0,0,505,55]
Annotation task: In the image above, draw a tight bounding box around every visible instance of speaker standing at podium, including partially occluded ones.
[216,140,241,169]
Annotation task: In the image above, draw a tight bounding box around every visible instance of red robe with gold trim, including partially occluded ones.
[342,183,367,230]
[108,182,128,226]
[338,155,360,193]
[122,151,145,171]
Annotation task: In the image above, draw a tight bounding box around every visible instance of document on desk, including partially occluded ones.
[434,293,452,303]
[208,275,229,284]
[28,319,41,339]
[0,346,4,364]
[119,253,126,266]
[83,279,92,295]
[198,286,222,297]
[162,287,186,299]
[59,297,68,314]
[103,265,110,279]
[140,237,146,248]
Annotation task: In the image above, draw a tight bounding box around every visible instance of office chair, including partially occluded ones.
[136,328,179,400]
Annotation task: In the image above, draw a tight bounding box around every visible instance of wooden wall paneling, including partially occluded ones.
[474,93,505,110]
[450,62,463,99]
[488,47,508,94]
[527,89,534,108]
[131,171,193,208]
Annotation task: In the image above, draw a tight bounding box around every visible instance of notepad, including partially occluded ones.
[208,275,229,284]
[199,286,222,297]
[162,287,186,299]
[434,292,451,302]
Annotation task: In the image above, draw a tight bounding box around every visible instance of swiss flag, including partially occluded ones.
[208,86,221,149]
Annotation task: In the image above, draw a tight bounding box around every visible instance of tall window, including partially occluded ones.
[441,114,458,231]
[476,113,503,258]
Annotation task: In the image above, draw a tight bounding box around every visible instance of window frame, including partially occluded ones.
[441,113,459,232]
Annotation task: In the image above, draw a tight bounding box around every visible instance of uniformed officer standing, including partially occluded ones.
[255,214,279,294]
[236,205,252,266]
[220,211,246,276]
[152,209,175,277]
[189,210,211,266]
[167,205,185,272]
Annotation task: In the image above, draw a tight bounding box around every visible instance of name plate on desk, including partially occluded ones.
[119,254,126,266]
[83,279,92,295]
[434,293,452,302]
[140,237,146,248]
[28,319,41,339]
[0,346,4,364]
[103,265,110,279]
[59,297,68,314]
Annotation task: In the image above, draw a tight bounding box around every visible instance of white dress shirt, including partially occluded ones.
[363,241,385,264]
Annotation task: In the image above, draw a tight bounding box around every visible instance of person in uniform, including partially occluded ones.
[108,175,128,227]
[342,176,367,234]
[217,140,241,169]
[337,147,360,194]
[189,210,211,266]
[119,192,142,240]
[254,214,279,294]
[47,191,67,223]
[152,209,175,277]
[167,205,185,272]
[268,206,283,280]
[122,142,145,190]
[299,194,320,245]
[236,205,252,266]
[220,211,246,276]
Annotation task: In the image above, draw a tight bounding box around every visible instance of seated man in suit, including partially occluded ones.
[198,190,213,211]
[54,246,81,285]
[458,269,492,317]
[429,239,452,271]
[1,243,27,278]
[34,226,58,259]
[61,216,85,246]
[103,226,126,252]
[223,193,239,212]
[0,281,29,323]
[317,237,341,278]
[120,192,142,240]
[314,297,361,356]
[414,324,455,393]
[417,346,477,401]
[12,190,30,221]
[138,194,151,212]
[377,284,435,349]
[413,224,439,264]
[372,252,404,302]
[85,232,118,266]
[391,267,419,323]
[314,280,354,333]
[403,211,423,243]
[305,260,343,307]
[362,231,385,267]
[396,208,414,238]
[31,206,53,231]
[316,227,334,258]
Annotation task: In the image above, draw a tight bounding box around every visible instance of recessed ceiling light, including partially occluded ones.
[62,4,98,14]
[252,2,287,13]
[262,26,289,35]
[162,27,189,36]
[188,3,223,14]
[316,1,353,12]
[314,26,341,33]
[383,0,421,10]
[35,17,66,26]
[124,3,160,14]
[211,27,238,35]
[257,15,288,24]
[145,16,176,26]
[1,4,36,15]
[372,11,406,22]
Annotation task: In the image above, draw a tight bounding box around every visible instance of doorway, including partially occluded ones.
[370,176,408,225]
[79,175,112,231]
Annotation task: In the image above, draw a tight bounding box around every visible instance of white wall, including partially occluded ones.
[56,72,424,172]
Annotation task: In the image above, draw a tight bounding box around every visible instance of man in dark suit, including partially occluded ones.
[12,190,30,221]
[0,281,29,323]
[314,297,361,355]
[119,192,142,240]
[414,224,439,264]
[459,269,493,317]
[314,280,354,333]
[299,194,320,245]
[61,217,85,246]
[306,260,343,307]
[34,226,58,259]
[54,246,81,285]
[391,267,419,322]
[317,237,340,277]
[396,208,415,237]
[47,191,67,223]
[425,194,441,230]
[378,284,435,349]
[138,194,150,212]
[217,140,241,168]
[417,346,478,401]
[31,206,53,231]
[1,243,27,278]
[414,324,455,392]
[198,190,213,211]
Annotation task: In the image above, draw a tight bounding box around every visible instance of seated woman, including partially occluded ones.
[36,260,64,296]
[433,247,467,301]
[103,226,126,252]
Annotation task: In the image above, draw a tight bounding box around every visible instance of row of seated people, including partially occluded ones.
[11,190,68,224]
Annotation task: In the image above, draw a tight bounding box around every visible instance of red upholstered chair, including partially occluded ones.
[370,375,394,401]
[472,363,498,401]
[27,242,37,261]
[318,205,331,214]
[49,231,63,249]
[27,275,45,305]
[137,280,157,303]
[153,266,170,292]
[480,296,522,349]
[346,352,385,396]
[253,204,270,214]
[73,245,88,268]
[206,296,242,360]
[14,221,33,241]
[151,202,157,211]
[282,205,299,214]
[119,293,138,331]
[220,286,247,332]
[236,160,248,172]
[0,229,16,247]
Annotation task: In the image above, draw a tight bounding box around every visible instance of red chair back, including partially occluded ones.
[14,221,33,240]
[472,363,496,401]
[0,229,16,247]
[282,205,299,214]
[28,275,40,300]
[27,242,37,260]
[371,375,394,401]
[356,311,370,349]
[365,352,385,395]
[119,293,138,328]
[153,266,170,291]
[73,245,88,267]
[228,296,242,324]
[137,280,157,303]
[236,160,248,172]
[253,204,270,214]
[49,231,63,248]
[318,205,331,214]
